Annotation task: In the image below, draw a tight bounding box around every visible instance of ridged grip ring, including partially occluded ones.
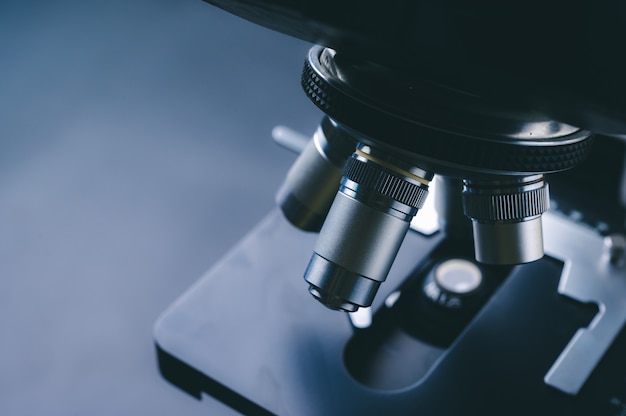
[343,157,429,209]
[301,47,594,175]
[462,185,550,221]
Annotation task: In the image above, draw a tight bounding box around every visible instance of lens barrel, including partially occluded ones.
[462,176,550,264]
[276,117,355,231]
[304,144,432,312]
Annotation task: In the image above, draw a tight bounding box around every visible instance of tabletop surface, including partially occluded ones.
[0,1,318,414]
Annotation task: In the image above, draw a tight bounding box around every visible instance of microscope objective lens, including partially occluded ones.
[304,144,433,312]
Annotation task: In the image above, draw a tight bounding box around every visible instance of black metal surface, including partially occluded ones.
[203,0,626,136]
[301,49,594,175]
[548,134,626,235]
[155,206,626,415]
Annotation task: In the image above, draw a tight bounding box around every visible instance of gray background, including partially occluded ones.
[0,0,319,414]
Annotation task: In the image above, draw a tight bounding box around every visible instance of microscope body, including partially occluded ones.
[155,1,626,414]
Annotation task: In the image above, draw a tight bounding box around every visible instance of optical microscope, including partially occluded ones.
[155,1,626,414]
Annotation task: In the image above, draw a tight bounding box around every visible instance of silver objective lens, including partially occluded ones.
[276,117,355,232]
[462,175,550,264]
[304,144,432,312]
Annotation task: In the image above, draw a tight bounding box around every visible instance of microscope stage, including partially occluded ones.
[155,208,626,415]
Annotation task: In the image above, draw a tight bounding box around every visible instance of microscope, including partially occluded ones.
[155,1,626,414]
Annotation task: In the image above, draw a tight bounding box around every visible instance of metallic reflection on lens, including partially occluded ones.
[276,117,355,231]
[462,175,550,264]
[304,144,433,312]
